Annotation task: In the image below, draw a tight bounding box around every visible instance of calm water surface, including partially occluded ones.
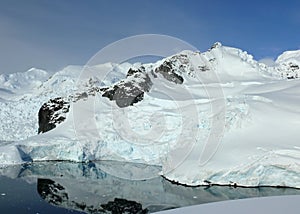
[1,161,300,214]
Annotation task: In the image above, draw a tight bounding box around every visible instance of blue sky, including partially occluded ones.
[0,0,300,73]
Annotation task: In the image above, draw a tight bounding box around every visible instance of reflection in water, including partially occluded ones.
[38,179,148,214]
[2,161,300,214]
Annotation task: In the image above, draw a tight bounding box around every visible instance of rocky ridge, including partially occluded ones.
[37,43,300,134]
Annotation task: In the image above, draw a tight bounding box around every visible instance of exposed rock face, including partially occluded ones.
[286,62,299,79]
[101,67,153,108]
[38,93,93,134]
[209,42,222,50]
[155,60,184,84]
[153,52,205,82]
[38,97,70,134]
[278,62,300,79]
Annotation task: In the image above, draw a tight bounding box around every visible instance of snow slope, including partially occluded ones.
[0,43,300,188]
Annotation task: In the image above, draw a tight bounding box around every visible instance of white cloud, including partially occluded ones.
[258,57,277,66]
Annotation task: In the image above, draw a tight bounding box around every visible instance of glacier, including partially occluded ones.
[0,43,300,188]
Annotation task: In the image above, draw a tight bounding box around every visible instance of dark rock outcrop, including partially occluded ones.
[155,61,184,84]
[101,68,153,108]
[209,42,222,50]
[38,97,70,134]
[279,62,300,79]
[286,62,299,79]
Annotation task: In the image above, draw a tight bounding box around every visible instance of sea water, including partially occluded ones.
[1,161,300,214]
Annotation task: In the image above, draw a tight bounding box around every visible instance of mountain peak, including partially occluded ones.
[209,42,223,50]
[276,49,300,64]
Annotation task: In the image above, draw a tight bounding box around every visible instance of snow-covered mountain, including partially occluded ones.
[0,43,300,188]
[276,50,300,79]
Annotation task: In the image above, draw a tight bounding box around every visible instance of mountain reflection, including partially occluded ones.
[8,161,300,213]
[38,179,148,214]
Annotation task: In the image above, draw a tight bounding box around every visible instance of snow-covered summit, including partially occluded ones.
[0,43,300,188]
[0,68,49,97]
[276,49,300,64]
[275,50,300,79]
